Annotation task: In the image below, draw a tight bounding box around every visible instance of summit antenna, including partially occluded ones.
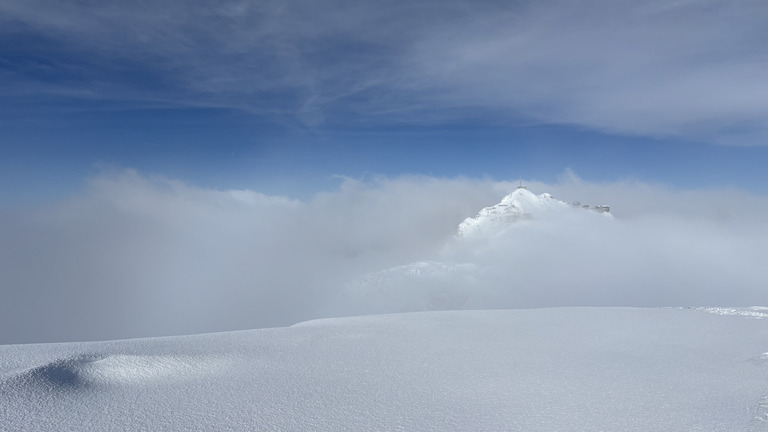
[517,177,527,189]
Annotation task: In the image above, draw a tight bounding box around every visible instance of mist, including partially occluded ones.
[1,169,766,343]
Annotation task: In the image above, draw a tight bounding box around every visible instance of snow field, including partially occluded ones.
[2,307,767,431]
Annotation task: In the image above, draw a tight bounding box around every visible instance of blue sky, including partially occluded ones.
[2,0,768,202]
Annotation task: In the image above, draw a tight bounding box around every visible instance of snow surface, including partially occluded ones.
[2,307,768,431]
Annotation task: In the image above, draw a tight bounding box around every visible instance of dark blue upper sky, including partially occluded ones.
[2,0,767,202]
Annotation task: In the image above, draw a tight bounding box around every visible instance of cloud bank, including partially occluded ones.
[2,0,767,143]
[1,169,767,344]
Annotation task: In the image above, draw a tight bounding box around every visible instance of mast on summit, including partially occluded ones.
[517,177,527,189]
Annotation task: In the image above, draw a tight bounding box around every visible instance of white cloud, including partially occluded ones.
[0,170,498,343]
[334,174,768,316]
[1,169,767,343]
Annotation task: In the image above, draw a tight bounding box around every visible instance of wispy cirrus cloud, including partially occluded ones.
[403,0,768,144]
[1,0,767,143]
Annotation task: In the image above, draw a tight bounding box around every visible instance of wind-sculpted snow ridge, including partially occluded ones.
[456,187,611,238]
[691,306,768,319]
[2,308,768,431]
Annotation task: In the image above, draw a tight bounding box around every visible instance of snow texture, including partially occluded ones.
[2,307,768,431]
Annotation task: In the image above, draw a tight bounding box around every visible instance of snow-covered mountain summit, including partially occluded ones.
[457,187,611,238]
[333,188,614,316]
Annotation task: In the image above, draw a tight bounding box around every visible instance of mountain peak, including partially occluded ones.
[457,190,610,238]
[340,189,613,315]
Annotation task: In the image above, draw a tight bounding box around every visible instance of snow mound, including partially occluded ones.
[7,354,229,390]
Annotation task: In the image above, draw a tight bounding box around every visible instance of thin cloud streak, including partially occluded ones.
[0,169,766,343]
[1,0,767,143]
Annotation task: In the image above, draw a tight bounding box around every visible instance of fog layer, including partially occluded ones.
[1,170,766,343]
